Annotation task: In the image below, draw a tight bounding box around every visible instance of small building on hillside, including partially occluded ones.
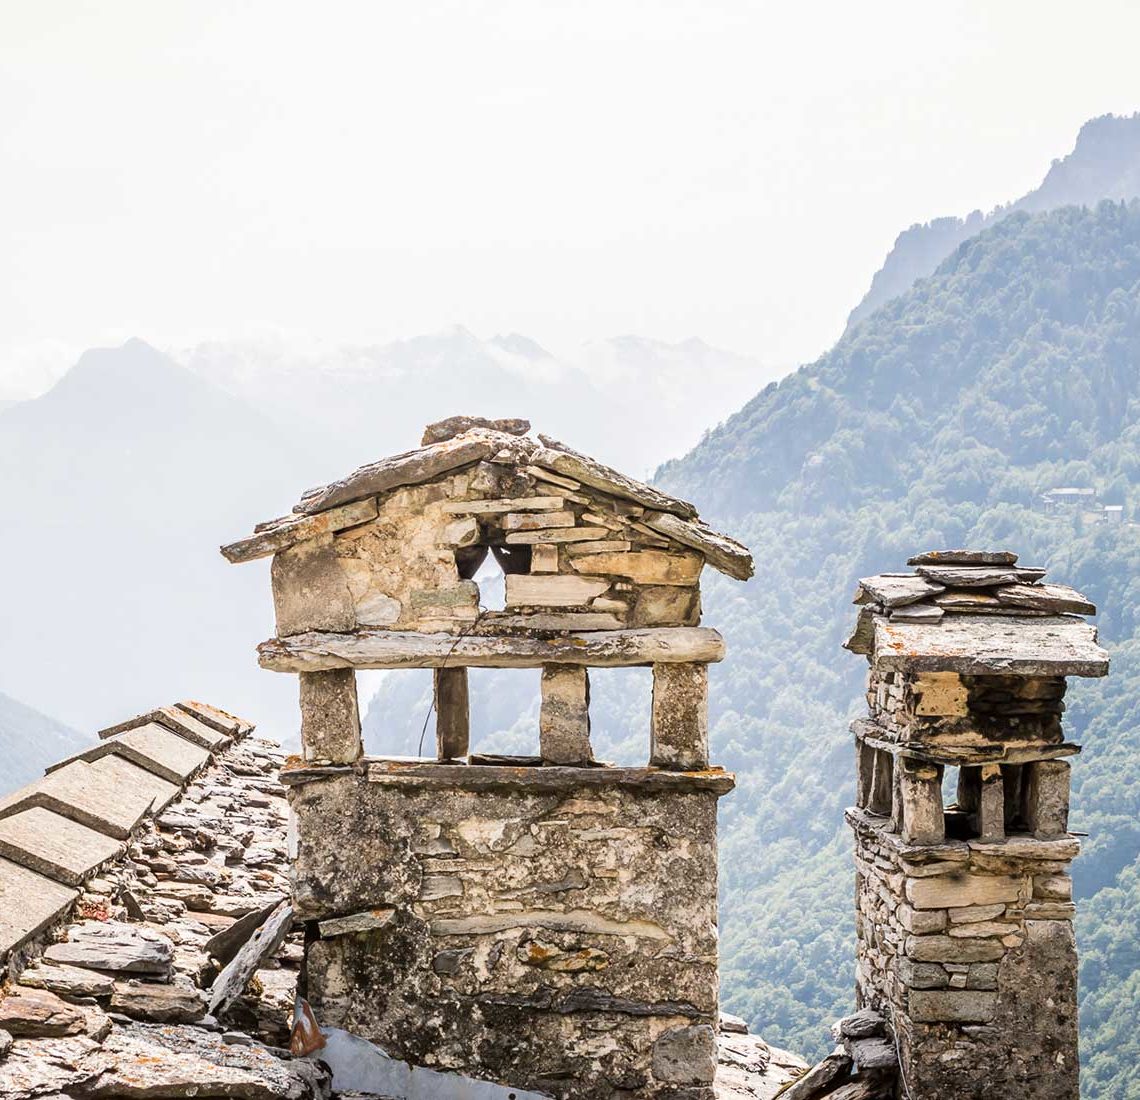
[1040,486,1097,514]
[223,416,754,1100]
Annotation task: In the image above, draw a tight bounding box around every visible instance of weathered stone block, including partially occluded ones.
[271,534,355,635]
[630,585,701,627]
[539,665,592,764]
[299,669,362,764]
[912,672,968,716]
[908,989,997,1023]
[505,574,610,607]
[573,550,703,586]
[651,1024,716,1085]
[651,663,708,770]
[897,958,949,989]
[529,543,559,573]
[904,935,1005,963]
[906,873,1023,910]
[899,760,944,845]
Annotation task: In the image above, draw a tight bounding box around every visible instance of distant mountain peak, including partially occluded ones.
[846,112,1140,332]
[488,333,555,361]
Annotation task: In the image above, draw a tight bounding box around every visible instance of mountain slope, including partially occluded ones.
[655,200,1140,1098]
[0,339,316,735]
[846,113,1140,332]
[0,692,89,795]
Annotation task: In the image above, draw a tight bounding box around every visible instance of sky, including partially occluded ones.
[2,0,1140,395]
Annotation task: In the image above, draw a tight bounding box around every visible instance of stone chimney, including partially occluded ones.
[845,550,1109,1100]
[222,420,754,1098]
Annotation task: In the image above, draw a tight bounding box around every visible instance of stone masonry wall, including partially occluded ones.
[289,769,723,1100]
[270,463,703,639]
[850,810,1078,1100]
[852,660,1081,1100]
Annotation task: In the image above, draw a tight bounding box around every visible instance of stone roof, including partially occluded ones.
[845,549,1110,677]
[221,419,753,581]
[0,697,811,1099]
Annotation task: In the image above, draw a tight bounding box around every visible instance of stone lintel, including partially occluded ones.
[872,615,1109,678]
[852,720,1080,767]
[351,758,735,795]
[258,626,726,672]
[845,807,1080,864]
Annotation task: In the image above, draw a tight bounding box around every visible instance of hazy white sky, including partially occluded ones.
[2,0,1139,391]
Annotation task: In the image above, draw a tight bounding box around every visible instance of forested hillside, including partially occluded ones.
[845,113,1140,331]
[657,200,1140,1098]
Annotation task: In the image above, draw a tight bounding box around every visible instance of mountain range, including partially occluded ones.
[0,330,774,745]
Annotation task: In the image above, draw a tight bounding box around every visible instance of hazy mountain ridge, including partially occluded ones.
[179,327,775,476]
[0,338,314,736]
[0,692,89,795]
[0,328,775,738]
[846,113,1140,332]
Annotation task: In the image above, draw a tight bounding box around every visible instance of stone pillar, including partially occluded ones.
[299,669,362,764]
[539,665,592,764]
[958,764,1004,841]
[898,759,944,845]
[1026,761,1070,838]
[434,667,470,760]
[650,662,708,770]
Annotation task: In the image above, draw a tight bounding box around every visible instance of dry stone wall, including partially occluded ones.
[270,462,706,638]
[289,767,726,1100]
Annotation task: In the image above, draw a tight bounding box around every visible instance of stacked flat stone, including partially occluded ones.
[843,550,1109,1100]
[773,1009,897,1100]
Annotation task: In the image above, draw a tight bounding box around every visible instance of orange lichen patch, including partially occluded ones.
[76,898,113,921]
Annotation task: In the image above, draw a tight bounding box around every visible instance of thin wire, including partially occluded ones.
[889,1005,914,1100]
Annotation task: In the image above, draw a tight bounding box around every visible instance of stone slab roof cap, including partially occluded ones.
[221,420,754,580]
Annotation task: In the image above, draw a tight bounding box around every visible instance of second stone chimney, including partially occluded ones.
[845,550,1109,1100]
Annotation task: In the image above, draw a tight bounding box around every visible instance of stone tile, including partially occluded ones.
[0,807,124,887]
[0,761,155,839]
[0,857,77,960]
[47,722,211,786]
[99,706,230,751]
[87,755,182,813]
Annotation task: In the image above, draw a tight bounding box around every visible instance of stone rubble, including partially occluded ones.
[0,704,329,1099]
